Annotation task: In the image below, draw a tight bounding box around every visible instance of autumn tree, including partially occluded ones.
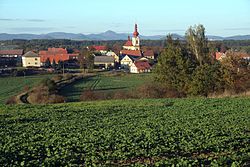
[220,51,250,93]
[186,24,210,65]
[79,48,94,71]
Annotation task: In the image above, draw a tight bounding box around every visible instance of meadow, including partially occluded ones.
[0,75,54,104]
[60,73,152,102]
[1,98,249,166]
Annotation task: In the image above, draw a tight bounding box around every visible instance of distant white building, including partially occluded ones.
[106,51,119,63]
[22,51,41,67]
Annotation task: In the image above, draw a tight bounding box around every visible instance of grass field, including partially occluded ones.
[60,73,152,102]
[1,98,249,166]
[0,75,54,104]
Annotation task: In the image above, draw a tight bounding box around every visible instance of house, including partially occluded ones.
[215,52,226,60]
[106,51,119,62]
[120,55,137,68]
[120,50,142,58]
[39,48,78,65]
[22,51,41,67]
[0,49,23,67]
[88,45,107,54]
[143,50,155,59]
[130,61,151,73]
[94,56,115,69]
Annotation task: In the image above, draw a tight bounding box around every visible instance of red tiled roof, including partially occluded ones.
[40,54,70,63]
[90,45,107,51]
[215,52,225,60]
[39,48,78,63]
[120,50,142,57]
[0,49,23,55]
[134,61,151,70]
[143,50,154,57]
[124,40,133,46]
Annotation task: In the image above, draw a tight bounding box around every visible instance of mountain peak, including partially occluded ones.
[104,30,116,34]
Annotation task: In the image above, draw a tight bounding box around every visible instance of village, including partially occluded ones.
[0,24,157,75]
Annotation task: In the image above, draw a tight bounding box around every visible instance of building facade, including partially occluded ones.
[22,51,41,67]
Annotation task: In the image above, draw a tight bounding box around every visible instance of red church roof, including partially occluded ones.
[120,50,142,57]
[124,36,133,46]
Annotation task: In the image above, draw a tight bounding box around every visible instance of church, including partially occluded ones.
[120,24,142,58]
[122,24,140,51]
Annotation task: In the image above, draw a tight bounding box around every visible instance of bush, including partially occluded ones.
[80,90,113,101]
[28,85,65,104]
[52,75,63,83]
[5,96,17,105]
[63,73,73,80]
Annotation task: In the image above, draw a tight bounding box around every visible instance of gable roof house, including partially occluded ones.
[143,50,155,59]
[130,61,151,73]
[22,51,41,67]
[120,55,140,68]
[106,51,119,63]
[94,56,115,69]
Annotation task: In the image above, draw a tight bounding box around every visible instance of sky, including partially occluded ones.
[0,0,250,37]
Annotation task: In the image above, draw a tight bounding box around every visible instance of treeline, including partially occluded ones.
[1,38,250,53]
[154,24,250,97]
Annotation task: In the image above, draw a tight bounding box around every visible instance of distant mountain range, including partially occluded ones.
[0,31,250,41]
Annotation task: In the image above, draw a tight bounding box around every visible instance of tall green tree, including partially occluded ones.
[154,35,195,94]
[189,62,224,97]
[186,24,210,65]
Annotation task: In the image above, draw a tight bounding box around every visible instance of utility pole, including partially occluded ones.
[63,61,65,76]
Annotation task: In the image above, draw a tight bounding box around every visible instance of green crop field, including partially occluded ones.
[60,73,152,102]
[1,98,250,166]
[0,75,54,104]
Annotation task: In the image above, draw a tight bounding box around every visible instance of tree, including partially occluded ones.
[44,58,51,68]
[189,62,224,97]
[57,60,63,70]
[52,59,56,69]
[79,48,94,71]
[220,51,250,93]
[186,24,210,65]
[154,35,195,94]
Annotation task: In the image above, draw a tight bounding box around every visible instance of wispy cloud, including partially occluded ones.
[26,19,45,22]
[0,18,45,22]
[224,27,250,31]
[152,29,186,32]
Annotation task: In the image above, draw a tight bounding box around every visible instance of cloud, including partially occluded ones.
[224,27,250,31]
[26,19,45,22]
[0,18,45,22]
[152,29,186,32]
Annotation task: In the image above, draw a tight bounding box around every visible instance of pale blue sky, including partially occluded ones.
[0,0,249,36]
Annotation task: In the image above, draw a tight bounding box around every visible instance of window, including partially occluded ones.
[35,58,37,61]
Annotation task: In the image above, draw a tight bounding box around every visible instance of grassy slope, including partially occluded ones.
[60,73,152,102]
[0,75,54,104]
[1,98,250,166]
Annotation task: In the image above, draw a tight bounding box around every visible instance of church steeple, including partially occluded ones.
[133,24,139,37]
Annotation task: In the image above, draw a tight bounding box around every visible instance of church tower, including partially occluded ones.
[132,24,140,50]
